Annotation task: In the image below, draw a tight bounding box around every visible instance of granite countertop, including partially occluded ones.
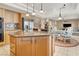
[9,30,50,37]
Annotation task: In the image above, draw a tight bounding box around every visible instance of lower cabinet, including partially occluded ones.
[10,36,50,56]
[35,36,49,56]
[5,31,10,44]
[16,37,32,56]
[10,36,16,56]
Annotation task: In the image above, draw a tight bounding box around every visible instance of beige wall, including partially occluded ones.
[56,20,79,30]
[56,21,63,30]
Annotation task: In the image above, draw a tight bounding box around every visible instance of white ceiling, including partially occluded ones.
[0,3,79,20]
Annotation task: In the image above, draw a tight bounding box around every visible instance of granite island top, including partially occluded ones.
[9,30,50,37]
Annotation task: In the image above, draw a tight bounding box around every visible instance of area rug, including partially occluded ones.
[55,39,79,47]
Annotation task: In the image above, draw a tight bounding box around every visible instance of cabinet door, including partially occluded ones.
[5,10,14,23]
[10,36,16,55]
[35,36,49,56]
[16,37,32,56]
[14,13,18,23]
[5,31,10,44]
[16,38,22,56]
[0,8,3,17]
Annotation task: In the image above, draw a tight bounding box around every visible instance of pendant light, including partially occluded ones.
[58,4,66,20]
[26,3,30,16]
[32,3,36,15]
[58,8,62,20]
[40,3,44,13]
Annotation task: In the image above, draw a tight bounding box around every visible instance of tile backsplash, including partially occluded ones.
[5,23,18,31]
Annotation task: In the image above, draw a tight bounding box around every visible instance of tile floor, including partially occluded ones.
[0,44,10,56]
[54,36,79,56]
[54,45,79,56]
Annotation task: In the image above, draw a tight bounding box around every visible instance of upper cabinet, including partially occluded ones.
[5,10,14,23]
[13,12,19,23]
[5,10,18,23]
[0,8,3,17]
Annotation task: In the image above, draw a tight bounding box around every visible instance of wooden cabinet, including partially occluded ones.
[10,35,50,56]
[0,8,3,16]
[5,10,19,23]
[5,31,10,44]
[35,36,49,56]
[5,10,14,23]
[10,36,16,56]
[13,13,18,23]
[16,37,32,56]
[15,37,21,56]
[21,37,32,56]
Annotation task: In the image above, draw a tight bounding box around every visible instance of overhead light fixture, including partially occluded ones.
[26,13,30,16]
[32,12,36,15]
[58,4,66,20]
[58,17,62,20]
[40,3,44,13]
[40,10,44,13]
[26,3,30,16]
[32,3,36,15]
[58,8,62,20]
[26,12,29,17]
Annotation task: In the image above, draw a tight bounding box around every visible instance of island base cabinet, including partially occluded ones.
[10,36,50,56]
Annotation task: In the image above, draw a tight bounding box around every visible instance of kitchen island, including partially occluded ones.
[9,31,53,56]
